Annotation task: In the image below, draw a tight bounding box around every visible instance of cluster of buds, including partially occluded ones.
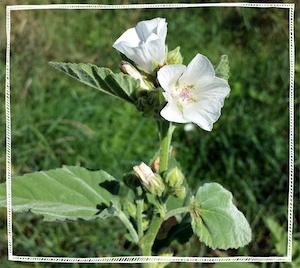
[133,161,186,200]
[133,162,165,196]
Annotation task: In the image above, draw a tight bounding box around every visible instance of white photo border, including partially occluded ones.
[5,2,295,264]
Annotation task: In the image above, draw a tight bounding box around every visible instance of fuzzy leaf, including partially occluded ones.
[190,183,251,249]
[215,55,230,80]
[0,166,119,221]
[49,62,141,103]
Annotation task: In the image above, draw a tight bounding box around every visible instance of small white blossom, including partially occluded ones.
[157,54,230,131]
[113,18,167,74]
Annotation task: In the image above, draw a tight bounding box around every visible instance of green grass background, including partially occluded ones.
[0,0,299,267]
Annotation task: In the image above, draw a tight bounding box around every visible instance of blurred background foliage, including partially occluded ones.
[0,0,299,267]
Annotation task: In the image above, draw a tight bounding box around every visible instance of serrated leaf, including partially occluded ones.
[0,166,119,221]
[215,55,230,80]
[190,183,251,250]
[49,62,141,103]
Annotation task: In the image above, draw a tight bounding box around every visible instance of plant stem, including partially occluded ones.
[136,199,144,239]
[159,121,175,173]
[164,206,190,220]
[138,122,176,264]
[140,215,164,256]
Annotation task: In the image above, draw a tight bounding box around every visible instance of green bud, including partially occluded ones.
[165,167,185,187]
[149,174,165,196]
[133,162,165,196]
[166,46,183,65]
[142,218,149,231]
[125,202,136,218]
[173,186,186,200]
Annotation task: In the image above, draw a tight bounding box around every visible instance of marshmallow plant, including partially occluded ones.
[0,18,251,261]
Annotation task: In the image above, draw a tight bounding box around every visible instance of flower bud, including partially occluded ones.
[165,167,184,187]
[133,162,165,196]
[125,202,136,218]
[120,61,149,89]
[173,186,186,200]
[166,46,183,65]
[142,218,149,231]
[151,156,160,173]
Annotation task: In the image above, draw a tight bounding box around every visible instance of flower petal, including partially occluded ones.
[157,18,167,41]
[160,103,188,123]
[129,45,153,72]
[195,77,230,103]
[182,78,230,131]
[113,18,167,73]
[146,36,166,65]
[113,28,140,49]
[157,64,186,91]
[183,77,230,131]
[183,104,218,131]
[180,54,215,85]
[136,18,167,41]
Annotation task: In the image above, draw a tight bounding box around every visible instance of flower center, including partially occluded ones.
[172,84,197,110]
[179,85,194,101]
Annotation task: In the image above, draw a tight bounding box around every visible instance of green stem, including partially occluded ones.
[159,121,175,173]
[117,210,139,244]
[164,206,190,221]
[136,199,144,239]
[138,122,176,263]
[140,216,164,256]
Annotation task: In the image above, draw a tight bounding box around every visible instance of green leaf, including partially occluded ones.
[190,183,251,250]
[0,166,119,221]
[215,55,230,80]
[49,62,141,103]
[166,46,183,64]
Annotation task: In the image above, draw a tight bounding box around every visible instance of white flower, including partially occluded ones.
[157,54,230,131]
[113,18,167,74]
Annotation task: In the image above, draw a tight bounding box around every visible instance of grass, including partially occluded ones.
[0,0,299,267]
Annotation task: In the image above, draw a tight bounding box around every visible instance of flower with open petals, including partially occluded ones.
[113,18,167,74]
[157,54,230,131]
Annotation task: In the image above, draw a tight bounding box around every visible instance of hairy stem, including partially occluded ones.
[136,199,144,239]
[138,121,176,263]
[159,121,175,173]
[140,215,164,256]
[164,206,190,221]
